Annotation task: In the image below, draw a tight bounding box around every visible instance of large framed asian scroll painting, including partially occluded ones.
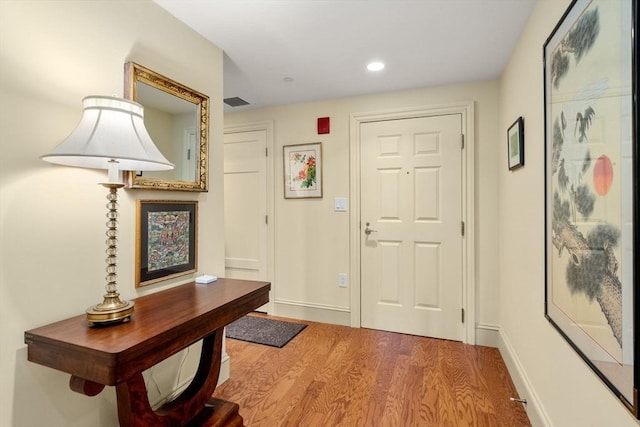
[544,0,638,417]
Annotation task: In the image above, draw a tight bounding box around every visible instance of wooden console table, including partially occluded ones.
[24,278,270,427]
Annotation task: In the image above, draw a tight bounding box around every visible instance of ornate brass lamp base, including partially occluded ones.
[86,297,134,325]
[86,181,134,326]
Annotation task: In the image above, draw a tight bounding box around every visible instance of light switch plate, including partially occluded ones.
[338,273,348,288]
[334,197,348,212]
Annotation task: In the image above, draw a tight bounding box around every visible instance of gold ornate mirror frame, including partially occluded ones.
[124,62,209,191]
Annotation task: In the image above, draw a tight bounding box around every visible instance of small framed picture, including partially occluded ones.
[136,200,197,287]
[507,116,524,170]
[283,142,322,199]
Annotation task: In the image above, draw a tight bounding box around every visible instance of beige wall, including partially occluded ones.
[0,1,224,426]
[2,0,637,426]
[225,80,501,334]
[498,0,637,426]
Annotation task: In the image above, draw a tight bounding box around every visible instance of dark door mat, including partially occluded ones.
[225,315,307,348]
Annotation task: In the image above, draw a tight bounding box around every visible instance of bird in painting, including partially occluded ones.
[575,106,595,142]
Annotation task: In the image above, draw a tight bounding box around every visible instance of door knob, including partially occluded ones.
[364,222,377,235]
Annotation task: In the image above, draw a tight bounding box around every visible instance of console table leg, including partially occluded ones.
[69,376,105,397]
[115,373,153,426]
[115,328,238,426]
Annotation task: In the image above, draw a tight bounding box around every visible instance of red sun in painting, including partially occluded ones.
[593,154,613,196]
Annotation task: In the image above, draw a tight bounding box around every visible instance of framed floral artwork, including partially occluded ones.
[136,200,197,287]
[543,0,638,417]
[283,142,323,199]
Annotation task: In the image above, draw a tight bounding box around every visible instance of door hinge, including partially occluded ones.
[461,308,465,323]
[461,221,465,236]
[265,147,268,157]
[461,134,465,149]
[265,215,268,225]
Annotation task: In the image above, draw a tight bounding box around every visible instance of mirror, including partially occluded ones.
[124,62,209,191]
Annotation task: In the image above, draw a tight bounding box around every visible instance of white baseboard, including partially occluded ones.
[499,329,552,427]
[218,351,230,385]
[273,299,350,326]
[475,323,500,347]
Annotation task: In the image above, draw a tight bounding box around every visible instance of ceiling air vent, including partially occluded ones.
[224,97,250,107]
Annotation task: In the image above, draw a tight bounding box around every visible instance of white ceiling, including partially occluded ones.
[153,0,537,112]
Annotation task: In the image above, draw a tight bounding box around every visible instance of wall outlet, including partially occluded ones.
[338,273,348,288]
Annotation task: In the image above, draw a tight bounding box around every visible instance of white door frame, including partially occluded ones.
[349,102,476,345]
[224,120,275,313]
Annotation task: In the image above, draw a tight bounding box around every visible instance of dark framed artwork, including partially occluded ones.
[544,0,638,417]
[508,116,525,170]
[136,200,197,287]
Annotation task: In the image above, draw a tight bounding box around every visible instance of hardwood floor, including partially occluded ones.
[213,315,531,427]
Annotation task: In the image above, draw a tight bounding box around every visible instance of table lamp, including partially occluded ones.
[42,96,174,325]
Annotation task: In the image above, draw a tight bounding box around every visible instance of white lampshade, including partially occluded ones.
[42,96,174,172]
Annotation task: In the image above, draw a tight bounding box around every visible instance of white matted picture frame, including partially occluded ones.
[283,142,323,199]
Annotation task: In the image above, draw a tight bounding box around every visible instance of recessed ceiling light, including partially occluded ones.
[367,61,385,72]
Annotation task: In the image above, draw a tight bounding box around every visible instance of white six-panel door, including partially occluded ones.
[224,130,268,310]
[360,114,463,341]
